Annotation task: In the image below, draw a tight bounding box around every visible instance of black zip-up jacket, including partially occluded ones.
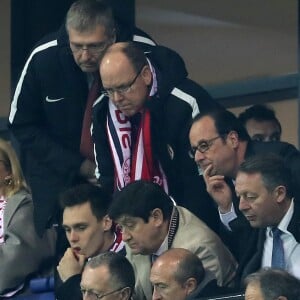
[8,23,156,236]
[92,45,223,232]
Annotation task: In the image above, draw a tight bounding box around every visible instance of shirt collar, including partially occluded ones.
[146,58,158,97]
[267,199,294,235]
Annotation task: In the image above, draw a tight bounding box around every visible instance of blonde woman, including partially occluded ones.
[0,139,56,297]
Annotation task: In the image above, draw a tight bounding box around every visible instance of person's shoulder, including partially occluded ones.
[177,206,214,233]
[27,25,67,61]
[251,140,299,156]
[132,26,157,47]
[7,189,32,205]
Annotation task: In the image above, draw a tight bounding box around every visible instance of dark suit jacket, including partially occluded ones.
[219,141,300,286]
[238,200,300,282]
[186,279,237,300]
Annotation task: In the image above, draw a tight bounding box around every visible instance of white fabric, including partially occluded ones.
[0,196,7,244]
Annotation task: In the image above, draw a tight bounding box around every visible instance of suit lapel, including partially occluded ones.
[4,191,28,230]
[287,201,300,243]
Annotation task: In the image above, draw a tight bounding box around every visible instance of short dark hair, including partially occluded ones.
[108,180,174,223]
[238,104,282,134]
[244,268,300,300]
[174,251,205,286]
[66,0,116,38]
[86,252,135,296]
[238,154,293,198]
[192,109,250,142]
[59,183,112,221]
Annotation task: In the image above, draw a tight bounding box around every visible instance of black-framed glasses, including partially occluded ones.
[188,135,223,159]
[69,41,110,56]
[102,65,145,98]
[80,286,126,299]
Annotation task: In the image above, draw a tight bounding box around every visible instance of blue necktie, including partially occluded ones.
[271,228,285,269]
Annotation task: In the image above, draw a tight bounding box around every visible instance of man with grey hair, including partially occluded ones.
[8,0,156,238]
[80,252,135,300]
[244,268,300,300]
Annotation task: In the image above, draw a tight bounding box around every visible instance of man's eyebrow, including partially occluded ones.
[62,222,88,228]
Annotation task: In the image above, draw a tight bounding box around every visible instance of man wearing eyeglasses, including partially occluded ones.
[189,109,300,285]
[92,41,223,233]
[8,0,156,238]
[80,252,135,300]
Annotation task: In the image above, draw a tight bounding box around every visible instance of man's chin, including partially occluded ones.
[80,65,98,73]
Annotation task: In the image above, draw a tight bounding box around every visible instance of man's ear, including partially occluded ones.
[119,287,131,300]
[273,185,287,203]
[226,130,239,149]
[184,278,197,295]
[150,208,164,226]
[102,214,113,232]
[141,65,152,86]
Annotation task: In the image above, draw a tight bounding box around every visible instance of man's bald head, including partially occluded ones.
[154,248,205,285]
[150,249,205,300]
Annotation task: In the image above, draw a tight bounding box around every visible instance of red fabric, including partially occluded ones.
[80,74,101,161]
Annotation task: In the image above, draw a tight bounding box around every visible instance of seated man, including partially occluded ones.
[108,180,237,300]
[80,252,135,300]
[238,104,282,142]
[56,183,125,300]
[244,268,300,300]
[189,109,300,266]
[150,248,235,300]
[234,154,300,282]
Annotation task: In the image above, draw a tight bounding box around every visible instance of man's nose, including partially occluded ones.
[111,91,124,103]
[152,288,161,300]
[194,149,205,162]
[239,197,250,211]
[69,230,79,242]
[121,229,131,242]
[80,49,93,60]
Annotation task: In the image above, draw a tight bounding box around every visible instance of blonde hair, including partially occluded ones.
[0,139,29,197]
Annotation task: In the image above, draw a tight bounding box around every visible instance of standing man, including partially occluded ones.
[56,183,125,300]
[235,155,300,281]
[93,42,223,232]
[8,0,156,237]
[108,180,237,300]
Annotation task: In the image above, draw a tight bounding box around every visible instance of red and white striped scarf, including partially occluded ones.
[110,227,125,253]
[107,100,168,192]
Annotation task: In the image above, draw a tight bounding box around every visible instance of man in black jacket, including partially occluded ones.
[92,42,223,232]
[189,109,300,286]
[8,0,156,237]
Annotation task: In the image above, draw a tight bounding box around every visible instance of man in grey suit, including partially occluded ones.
[108,180,237,300]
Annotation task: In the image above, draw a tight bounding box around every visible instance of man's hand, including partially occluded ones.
[203,165,233,213]
[57,248,85,282]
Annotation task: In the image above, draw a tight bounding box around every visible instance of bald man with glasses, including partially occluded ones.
[92,41,223,233]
